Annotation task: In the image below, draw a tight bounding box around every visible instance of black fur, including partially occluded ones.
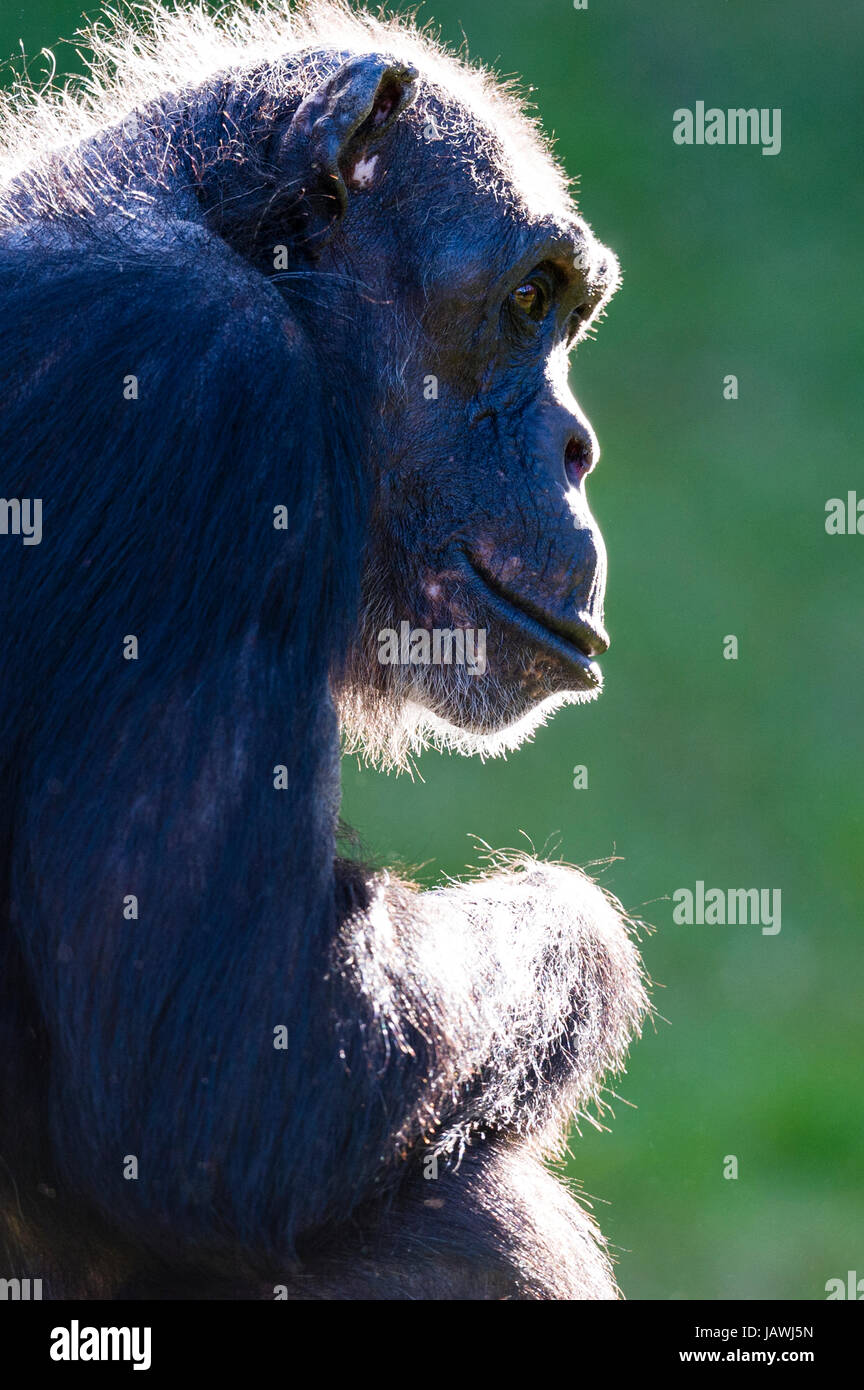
[0,2,646,1299]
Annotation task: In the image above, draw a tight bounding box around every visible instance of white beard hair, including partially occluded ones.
[338,651,601,771]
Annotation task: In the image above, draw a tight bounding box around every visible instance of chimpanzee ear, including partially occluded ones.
[279,54,418,233]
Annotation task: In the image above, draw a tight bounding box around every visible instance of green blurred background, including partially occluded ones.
[6,1,861,1299]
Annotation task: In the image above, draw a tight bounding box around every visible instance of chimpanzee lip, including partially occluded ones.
[459,551,603,686]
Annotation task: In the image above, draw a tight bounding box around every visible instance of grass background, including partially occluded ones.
[5,0,861,1298]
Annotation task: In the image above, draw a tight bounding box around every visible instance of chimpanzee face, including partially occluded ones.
[320,74,621,763]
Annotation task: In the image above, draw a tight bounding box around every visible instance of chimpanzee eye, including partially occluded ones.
[511,282,540,314]
[508,270,553,324]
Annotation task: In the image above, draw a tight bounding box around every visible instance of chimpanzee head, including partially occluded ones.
[277,40,620,765]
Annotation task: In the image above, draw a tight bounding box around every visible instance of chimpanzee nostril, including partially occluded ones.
[564,434,593,487]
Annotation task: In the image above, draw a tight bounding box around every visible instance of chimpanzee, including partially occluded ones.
[0,1,647,1299]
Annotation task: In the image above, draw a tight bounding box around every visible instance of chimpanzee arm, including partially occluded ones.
[2,222,383,1255]
[334,857,648,1161]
